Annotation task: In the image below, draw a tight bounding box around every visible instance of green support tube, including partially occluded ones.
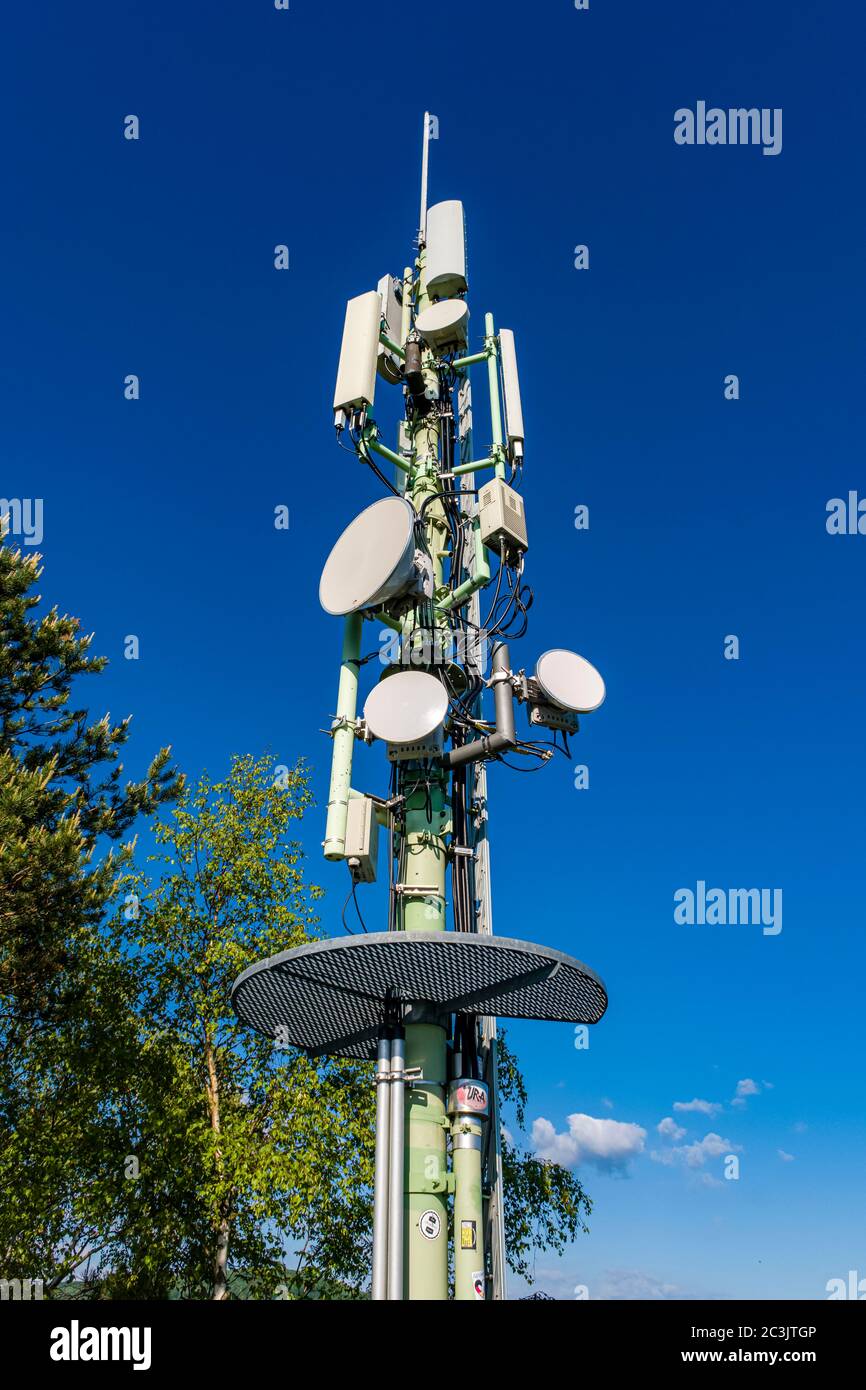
[452,456,495,477]
[484,312,507,480]
[485,312,502,446]
[363,427,412,474]
[379,331,406,360]
[323,612,362,860]
[451,1112,485,1301]
[400,779,448,931]
[374,608,403,633]
[401,266,413,346]
[396,238,452,1302]
[404,1023,449,1301]
[451,348,488,370]
[436,516,490,612]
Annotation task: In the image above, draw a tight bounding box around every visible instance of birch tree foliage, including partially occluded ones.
[110,754,376,1298]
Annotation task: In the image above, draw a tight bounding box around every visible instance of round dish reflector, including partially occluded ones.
[319,497,416,616]
[415,300,469,352]
[535,649,606,713]
[364,671,449,745]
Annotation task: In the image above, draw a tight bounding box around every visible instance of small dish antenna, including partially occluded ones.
[319,497,418,616]
[415,300,469,353]
[535,649,606,713]
[364,671,449,758]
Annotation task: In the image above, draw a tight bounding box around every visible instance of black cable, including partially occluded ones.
[351,881,368,932]
[492,755,547,773]
[340,883,358,935]
[362,450,402,498]
[480,542,507,632]
[340,876,369,935]
[350,425,403,499]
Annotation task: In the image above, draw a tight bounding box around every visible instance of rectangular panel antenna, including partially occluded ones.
[377,274,403,384]
[498,329,524,459]
[333,290,381,416]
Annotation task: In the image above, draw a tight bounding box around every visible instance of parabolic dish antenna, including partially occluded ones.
[535,649,606,713]
[415,300,469,353]
[364,670,449,745]
[319,496,416,616]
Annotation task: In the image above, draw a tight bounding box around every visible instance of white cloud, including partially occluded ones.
[732,1078,762,1107]
[651,1131,742,1171]
[681,1132,742,1168]
[673,1097,722,1116]
[778,1149,795,1162]
[657,1116,687,1141]
[597,1269,686,1300]
[532,1113,646,1173]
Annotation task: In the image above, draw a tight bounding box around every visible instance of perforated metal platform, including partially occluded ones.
[231,931,608,1060]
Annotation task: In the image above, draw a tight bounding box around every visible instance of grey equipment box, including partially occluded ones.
[478,477,528,559]
[344,795,379,883]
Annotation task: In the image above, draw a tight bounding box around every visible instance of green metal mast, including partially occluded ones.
[289,111,608,1300]
[326,114,518,1300]
[229,111,611,1296]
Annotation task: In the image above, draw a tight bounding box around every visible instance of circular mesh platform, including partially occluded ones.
[231,932,607,1060]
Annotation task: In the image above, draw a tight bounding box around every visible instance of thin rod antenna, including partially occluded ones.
[419,111,431,245]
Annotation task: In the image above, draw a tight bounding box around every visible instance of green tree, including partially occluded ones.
[109,754,376,1299]
[0,540,180,1029]
[0,538,182,1287]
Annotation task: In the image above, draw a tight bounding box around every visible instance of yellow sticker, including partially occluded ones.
[460,1220,477,1250]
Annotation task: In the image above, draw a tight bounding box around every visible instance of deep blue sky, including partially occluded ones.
[3,1,864,1299]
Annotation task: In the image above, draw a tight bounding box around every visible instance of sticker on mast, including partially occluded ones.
[473,1271,485,1299]
[419,1209,442,1240]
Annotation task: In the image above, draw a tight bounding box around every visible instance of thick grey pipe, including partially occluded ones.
[445,641,515,768]
[371,1034,391,1300]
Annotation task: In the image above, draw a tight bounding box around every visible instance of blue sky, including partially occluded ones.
[3,0,864,1299]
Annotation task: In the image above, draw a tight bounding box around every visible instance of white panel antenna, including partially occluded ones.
[425,200,468,300]
[377,274,403,384]
[333,290,381,418]
[498,329,524,460]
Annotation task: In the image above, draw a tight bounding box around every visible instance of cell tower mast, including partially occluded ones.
[232,114,608,1301]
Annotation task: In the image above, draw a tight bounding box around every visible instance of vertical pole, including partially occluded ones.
[396,193,450,1299]
[460,369,508,1299]
[323,612,362,860]
[401,266,413,347]
[404,1024,448,1300]
[484,311,506,480]
[419,112,431,245]
[387,1030,406,1300]
[481,1027,508,1298]
[451,1112,485,1300]
[371,1034,392,1300]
